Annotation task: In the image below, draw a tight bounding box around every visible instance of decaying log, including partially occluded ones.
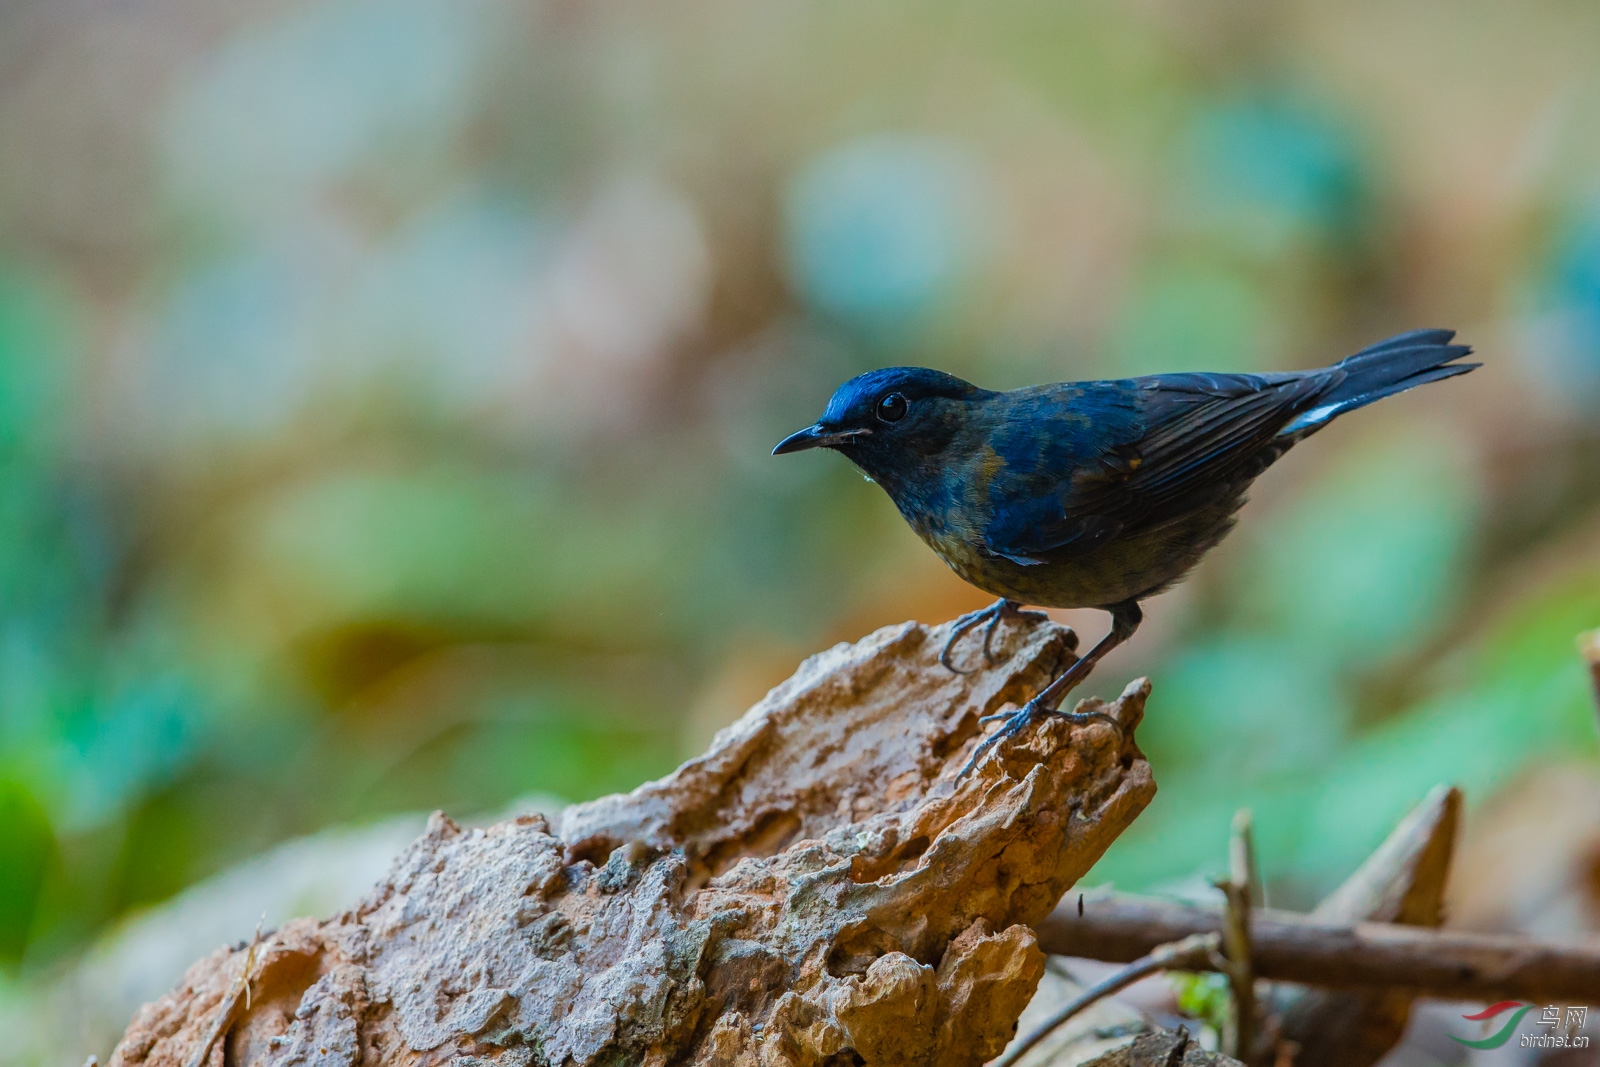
[1036,895,1600,1003]
[1263,784,1459,1067]
[110,616,1156,1067]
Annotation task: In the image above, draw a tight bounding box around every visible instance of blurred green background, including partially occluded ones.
[1,0,1598,1048]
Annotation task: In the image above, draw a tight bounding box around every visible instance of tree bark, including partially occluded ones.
[110,616,1156,1067]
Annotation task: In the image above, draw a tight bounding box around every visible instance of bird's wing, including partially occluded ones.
[982,372,1324,562]
[984,506,1123,566]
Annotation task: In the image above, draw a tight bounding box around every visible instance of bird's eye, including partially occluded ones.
[876,392,908,423]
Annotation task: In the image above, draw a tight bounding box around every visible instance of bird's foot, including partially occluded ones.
[956,696,1120,780]
[976,705,1119,727]
[939,599,1050,674]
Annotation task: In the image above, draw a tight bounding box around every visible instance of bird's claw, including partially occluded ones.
[958,703,1122,779]
[938,605,995,674]
[957,697,1047,778]
[1059,709,1121,730]
[939,600,1049,674]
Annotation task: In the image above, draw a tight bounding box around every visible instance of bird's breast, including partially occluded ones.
[888,475,1003,591]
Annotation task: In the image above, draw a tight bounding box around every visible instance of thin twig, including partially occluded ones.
[1579,629,1600,729]
[1232,807,1262,908]
[993,932,1223,1067]
[1216,809,1257,1062]
[185,917,264,1067]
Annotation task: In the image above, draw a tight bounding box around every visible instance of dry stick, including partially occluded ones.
[1216,810,1257,1061]
[993,933,1224,1067]
[1266,784,1460,1067]
[1234,807,1263,909]
[184,918,264,1067]
[1580,629,1600,727]
[1035,894,1600,1003]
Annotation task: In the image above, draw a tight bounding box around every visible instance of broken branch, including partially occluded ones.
[1215,810,1256,1061]
[1036,894,1600,1003]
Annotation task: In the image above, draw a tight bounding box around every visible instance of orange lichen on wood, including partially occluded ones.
[110,616,1156,1067]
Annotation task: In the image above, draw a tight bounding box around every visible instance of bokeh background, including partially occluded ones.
[1,0,1598,1061]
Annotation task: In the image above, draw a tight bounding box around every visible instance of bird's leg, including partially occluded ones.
[958,600,1142,779]
[977,600,1141,724]
[939,599,1050,674]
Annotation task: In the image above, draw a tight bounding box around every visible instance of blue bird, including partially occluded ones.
[774,329,1477,776]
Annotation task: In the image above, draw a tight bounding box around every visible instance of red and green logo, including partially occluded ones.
[1449,1002,1533,1049]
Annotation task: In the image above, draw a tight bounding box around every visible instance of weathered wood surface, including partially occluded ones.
[110,616,1156,1067]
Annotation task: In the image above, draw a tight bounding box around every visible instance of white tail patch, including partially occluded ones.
[1278,401,1344,436]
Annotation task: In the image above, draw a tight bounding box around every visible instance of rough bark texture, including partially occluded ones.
[109,616,1156,1067]
[1079,1029,1237,1067]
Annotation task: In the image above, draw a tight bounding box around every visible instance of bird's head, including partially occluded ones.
[773,367,984,485]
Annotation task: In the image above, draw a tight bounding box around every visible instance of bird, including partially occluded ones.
[773,328,1477,777]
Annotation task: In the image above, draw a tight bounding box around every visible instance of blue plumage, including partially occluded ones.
[774,329,1477,776]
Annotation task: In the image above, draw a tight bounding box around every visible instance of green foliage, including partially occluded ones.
[0,779,53,966]
[1171,970,1231,1041]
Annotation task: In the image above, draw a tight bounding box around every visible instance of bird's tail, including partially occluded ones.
[1279,328,1478,437]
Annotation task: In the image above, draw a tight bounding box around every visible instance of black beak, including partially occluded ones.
[772,424,870,456]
